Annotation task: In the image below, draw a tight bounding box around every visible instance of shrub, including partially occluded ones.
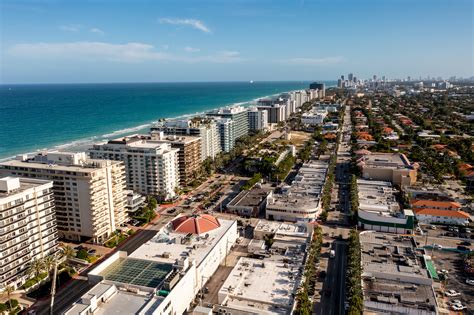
[76,249,88,260]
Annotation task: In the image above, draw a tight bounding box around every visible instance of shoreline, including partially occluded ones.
[0,90,292,162]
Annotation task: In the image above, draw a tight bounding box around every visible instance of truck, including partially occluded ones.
[329,250,336,258]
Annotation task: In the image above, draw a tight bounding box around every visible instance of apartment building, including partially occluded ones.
[89,136,180,199]
[215,118,234,152]
[257,103,287,124]
[0,152,127,243]
[0,177,58,290]
[247,107,268,131]
[207,106,249,150]
[148,132,202,185]
[151,118,221,160]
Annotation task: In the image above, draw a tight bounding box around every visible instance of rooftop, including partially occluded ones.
[0,177,52,199]
[358,152,416,170]
[130,217,235,266]
[359,231,437,314]
[171,214,221,235]
[100,257,173,288]
[219,256,302,314]
[357,179,400,215]
[227,187,270,208]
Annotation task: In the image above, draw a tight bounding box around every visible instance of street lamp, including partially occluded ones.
[49,247,65,315]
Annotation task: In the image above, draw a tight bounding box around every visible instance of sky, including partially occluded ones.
[0,0,473,84]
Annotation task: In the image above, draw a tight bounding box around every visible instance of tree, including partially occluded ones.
[4,286,14,312]
[61,245,75,260]
[27,259,44,278]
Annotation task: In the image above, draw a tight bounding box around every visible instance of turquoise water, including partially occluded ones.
[0,81,334,159]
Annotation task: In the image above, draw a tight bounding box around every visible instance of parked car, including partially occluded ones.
[88,249,97,255]
[451,304,466,311]
[448,299,462,306]
[433,244,443,250]
[444,290,461,297]
[459,241,471,246]
[466,279,474,286]
[457,245,469,251]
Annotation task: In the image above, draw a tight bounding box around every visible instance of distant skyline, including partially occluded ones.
[0,0,473,84]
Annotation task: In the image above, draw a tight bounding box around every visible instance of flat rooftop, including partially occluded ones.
[254,221,308,239]
[100,257,173,288]
[357,179,400,215]
[0,177,51,199]
[219,256,302,314]
[359,231,437,314]
[228,187,270,208]
[130,218,235,267]
[360,152,413,169]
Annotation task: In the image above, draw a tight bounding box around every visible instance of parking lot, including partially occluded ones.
[429,250,473,313]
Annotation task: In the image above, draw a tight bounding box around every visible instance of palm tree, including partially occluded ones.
[61,245,75,260]
[43,255,56,277]
[4,285,14,312]
[27,259,45,278]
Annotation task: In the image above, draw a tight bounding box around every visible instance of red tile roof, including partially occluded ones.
[411,199,461,209]
[416,209,471,219]
[171,214,221,234]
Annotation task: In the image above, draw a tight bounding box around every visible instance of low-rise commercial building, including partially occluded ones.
[0,152,127,243]
[357,152,418,186]
[65,214,238,315]
[227,186,270,217]
[88,136,180,199]
[0,177,58,290]
[266,161,328,222]
[217,221,310,314]
[357,179,414,234]
[415,209,471,226]
[360,231,438,315]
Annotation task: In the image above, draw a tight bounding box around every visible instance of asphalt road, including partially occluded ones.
[319,240,347,315]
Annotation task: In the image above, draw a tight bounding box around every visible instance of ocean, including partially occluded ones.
[0,81,335,160]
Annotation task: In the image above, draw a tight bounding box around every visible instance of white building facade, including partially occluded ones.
[0,152,127,243]
[0,177,58,290]
[89,137,180,199]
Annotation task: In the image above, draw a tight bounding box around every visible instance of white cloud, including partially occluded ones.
[7,41,242,64]
[90,28,105,35]
[285,56,345,65]
[159,18,211,33]
[184,46,200,53]
[59,24,82,32]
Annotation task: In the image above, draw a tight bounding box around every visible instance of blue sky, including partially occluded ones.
[1,0,472,83]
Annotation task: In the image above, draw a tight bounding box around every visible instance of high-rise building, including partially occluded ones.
[348,73,353,82]
[337,78,343,88]
[215,118,234,152]
[309,82,326,98]
[0,177,58,290]
[373,74,377,81]
[256,104,286,124]
[0,152,127,243]
[207,106,249,151]
[151,118,221,160]
[247,107,268,131]
[147,133,202,186]
[88,137,180,199]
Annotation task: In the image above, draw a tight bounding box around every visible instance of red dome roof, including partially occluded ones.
[171,214,221,235]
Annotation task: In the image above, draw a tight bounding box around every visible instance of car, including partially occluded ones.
[457,245,469,251]
[433,244,443,250]
[451,304,466,311]
[466,279,474,286]
[459,241,471,246]
[444,290,461,297]
[448,299,462,306]
[88,249,97,255]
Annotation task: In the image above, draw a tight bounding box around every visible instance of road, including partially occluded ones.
[318,240,347,315]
